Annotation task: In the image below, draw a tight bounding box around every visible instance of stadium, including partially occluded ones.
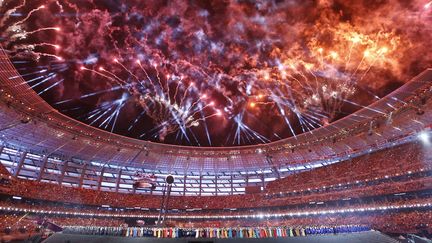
[0,1,431,242]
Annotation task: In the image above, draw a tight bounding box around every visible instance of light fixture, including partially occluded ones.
[418,130,430,144]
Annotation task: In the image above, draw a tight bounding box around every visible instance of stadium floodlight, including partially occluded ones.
[418,130,430,144]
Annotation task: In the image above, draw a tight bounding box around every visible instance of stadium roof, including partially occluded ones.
[1,48,432,172]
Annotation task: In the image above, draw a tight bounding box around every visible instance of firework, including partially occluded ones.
[0,0,430,146]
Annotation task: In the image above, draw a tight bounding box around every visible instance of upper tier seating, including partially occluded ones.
[266,142,430,193]
[0,142,431,210]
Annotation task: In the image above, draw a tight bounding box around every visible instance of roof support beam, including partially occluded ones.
[215,175,218,196]
[265,154,280,179]
[183,175,187,196]
[230,175,233,195]
[0,121,25,133]
[0,146,5,175]
[36,155,49,181]
[199,175,202,196]
[97,167,105,191]
[132,172,137,194]
[115,169,122,192]
[128,149,143,165]
[78,162,87,188]
[57,160,68,185]
[14,151,27,178]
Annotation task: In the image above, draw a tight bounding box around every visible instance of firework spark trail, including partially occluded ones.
[61,1,80,22]
[99,68,127,85]
[128,110,146,132]
[13,42,59,50]
[89,103,118,127]
[114,59,141,83]
[299,113,320,130]
[80,67,116,83]
[340,98,386,115]
[136,60,158,92]
[302,112,325,126]
[345,42,355,68]
[232,111,270,144]
[188,103,214,119]
[187,96,207,114]
[14,4,45,26]
[140,122,168,138]
[172,78,182,102]
[179,84,194,108]
[32,52,62,60]
[288,69,313,91]
[233,112,245,145]
[199,108,212,145]
[276,104,296,138]
[24,26,60,35]
[0,0,26,26]
[152,63,166,94]
[55,1,64,13]
[84,107,105,120]
[10,68,47,80]
[29,73,56,89]
[105,100,126,132]
[54,86,124,105]
[19,74,47,86]
[38,78,64,95]
[359,49,387,82]
[165,74,172,103]
[306,67,320,93]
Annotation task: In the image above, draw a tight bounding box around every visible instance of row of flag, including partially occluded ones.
[64,225,370,238]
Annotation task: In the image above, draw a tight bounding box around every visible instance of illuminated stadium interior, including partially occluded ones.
[0,0,432,242]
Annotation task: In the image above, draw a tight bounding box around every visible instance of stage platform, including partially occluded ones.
[43,231,400,243]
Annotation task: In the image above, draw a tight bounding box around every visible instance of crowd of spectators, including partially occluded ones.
[1,174,428,210]
[267,142,429,194]
[0,214,40,240]
[0,165,9,175]
[0,141,430,211]
[0,191,430,218]
[265,169,431,200]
